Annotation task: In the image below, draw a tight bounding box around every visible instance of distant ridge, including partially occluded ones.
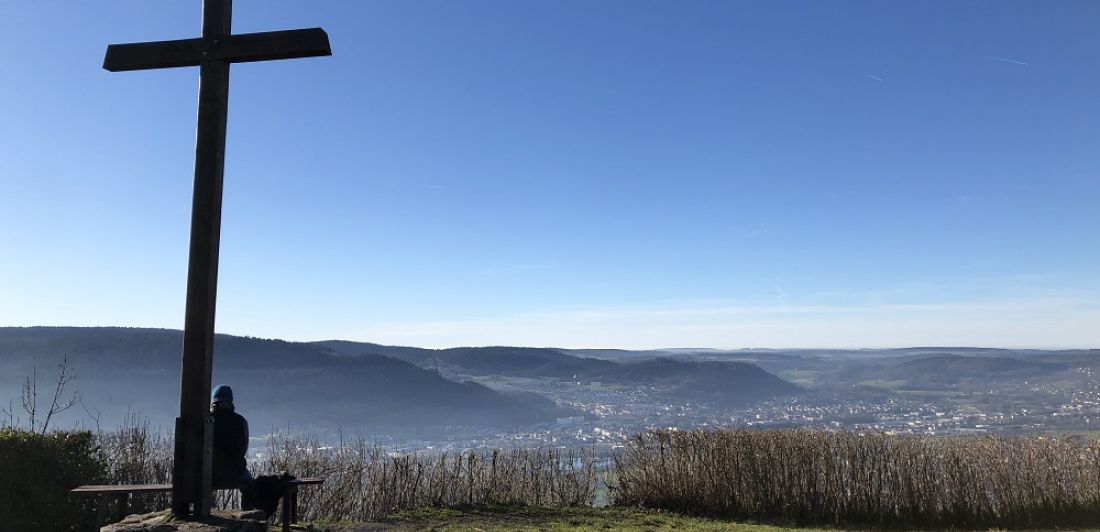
[0,327,566,437]
[311,340,801,407]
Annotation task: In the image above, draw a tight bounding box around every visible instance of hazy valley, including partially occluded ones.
[3,327,1098,451]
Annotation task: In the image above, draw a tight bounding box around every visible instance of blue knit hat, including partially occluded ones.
[211,384,233,404]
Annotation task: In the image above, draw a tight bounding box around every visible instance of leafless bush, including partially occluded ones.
[612,428,1100,528]
[86,424,1100,527]
[91,427,598,521]
[3,356,82,433]
[258,432,599,522]
[95,414,174,513]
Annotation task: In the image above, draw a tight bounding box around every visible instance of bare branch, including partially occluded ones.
[78,393,103,434]
[2,399,15,428]
[21,365,37,432]
[41,355,79,434]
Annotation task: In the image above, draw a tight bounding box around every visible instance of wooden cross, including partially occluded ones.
[104,0,330,518]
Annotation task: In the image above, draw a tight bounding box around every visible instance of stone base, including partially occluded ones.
[101,509,268,532]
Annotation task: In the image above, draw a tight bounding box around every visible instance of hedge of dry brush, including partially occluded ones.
[612,428,1100,528]
[97,414,174,513]
[91,425,599,523]
[259,432,599,522]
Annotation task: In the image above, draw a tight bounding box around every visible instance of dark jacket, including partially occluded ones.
[211,403,249,487]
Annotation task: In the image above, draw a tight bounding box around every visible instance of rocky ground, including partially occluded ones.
[101,509,267,532]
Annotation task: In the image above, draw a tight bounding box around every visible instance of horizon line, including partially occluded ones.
[2,324,1096,352]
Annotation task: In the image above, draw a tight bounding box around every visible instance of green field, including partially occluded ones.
[318,506,834,531]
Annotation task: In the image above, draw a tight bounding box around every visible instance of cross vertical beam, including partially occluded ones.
[173,0,232,517]
[104,0,330,520]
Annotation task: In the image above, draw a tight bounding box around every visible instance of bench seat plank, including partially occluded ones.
[71,484,173,494]
[72,479,320,493]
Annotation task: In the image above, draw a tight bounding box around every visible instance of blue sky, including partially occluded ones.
[1,1,1098,348]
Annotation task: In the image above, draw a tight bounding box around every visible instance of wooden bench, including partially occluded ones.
[279,477,322,528]
[70,478,323,531]
[70,483,171,526]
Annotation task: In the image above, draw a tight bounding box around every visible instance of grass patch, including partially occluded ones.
[322,505,833,531]
[855,379,908,390]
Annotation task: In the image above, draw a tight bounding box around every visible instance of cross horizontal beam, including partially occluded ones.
[103,28,331,72]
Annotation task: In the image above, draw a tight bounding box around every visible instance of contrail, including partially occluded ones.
[988,56,1029,66]
[865,73,885,82]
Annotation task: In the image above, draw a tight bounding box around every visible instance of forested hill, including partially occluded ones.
[0,327,802,435]
[0,327,564,437]
[314,341,801,406]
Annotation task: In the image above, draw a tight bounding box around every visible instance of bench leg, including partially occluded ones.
[95,494,108,526]
[280,484,299,531]
[290,487,299,524]
[286,485,294,532]
[116,492,129,522]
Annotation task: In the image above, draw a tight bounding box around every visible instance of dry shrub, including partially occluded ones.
[92,426,598,521]
[612,428,1100,528]
[258,432,599,522]
[95,414,174,514]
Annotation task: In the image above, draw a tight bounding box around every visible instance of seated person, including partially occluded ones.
[210,384,255,510]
